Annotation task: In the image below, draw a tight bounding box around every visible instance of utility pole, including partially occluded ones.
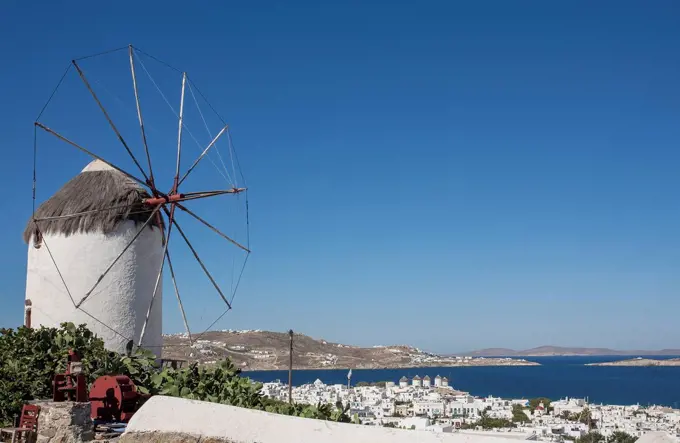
[288,329,294,404]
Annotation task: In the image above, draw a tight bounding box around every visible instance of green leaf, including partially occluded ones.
[0,323,354,427]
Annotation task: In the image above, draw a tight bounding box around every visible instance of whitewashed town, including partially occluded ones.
[3,4,679,442]
[261,374,680,442]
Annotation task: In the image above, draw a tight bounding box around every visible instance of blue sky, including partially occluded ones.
[1,1,679,353]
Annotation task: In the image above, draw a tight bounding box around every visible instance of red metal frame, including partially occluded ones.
[89,375,143,422]
[53,350,88,403]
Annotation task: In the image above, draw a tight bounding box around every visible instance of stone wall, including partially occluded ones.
[121,396,525,443]
[33,401,94,443]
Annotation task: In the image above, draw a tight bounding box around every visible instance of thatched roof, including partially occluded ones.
[24,160,162,243]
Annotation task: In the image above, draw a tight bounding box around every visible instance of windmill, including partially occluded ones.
[24,45,250,356]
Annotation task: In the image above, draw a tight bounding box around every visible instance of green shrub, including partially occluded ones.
[512,404,530,423]
[0,323,156,425]
[478,411,514,429]
[0,323,351,426]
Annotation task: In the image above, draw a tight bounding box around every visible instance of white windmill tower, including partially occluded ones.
[24,159,165,353]
[24,45,251,356]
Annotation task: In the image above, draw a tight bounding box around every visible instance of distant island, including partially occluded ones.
[162,330,539,370]
[464,346,680,357]
[586,357,680,367]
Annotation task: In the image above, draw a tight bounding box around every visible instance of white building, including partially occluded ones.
[399,376,409,388]
[434,375,443,387]
[552,398,587,416]
[415,400,446,417]
[449,397,485,418]
[412,376,422,387]
[24,160,164,354]
[258,378,680,441]
[442,377,449,387]
[423,375,432,388]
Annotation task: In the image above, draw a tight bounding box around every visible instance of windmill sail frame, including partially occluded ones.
[28,44,251,354]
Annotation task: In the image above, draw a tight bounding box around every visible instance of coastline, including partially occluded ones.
[586,357,680,367]
[164,331,542,371]
[164,330,678,371]
[242,355,680,406]
[241,359,540,372]
[470,353,680,358]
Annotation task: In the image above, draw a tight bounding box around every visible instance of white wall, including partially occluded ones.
[124,396,531,443]
[25,220,163,355]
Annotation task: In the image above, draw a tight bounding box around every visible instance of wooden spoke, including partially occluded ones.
[72,60,150,184]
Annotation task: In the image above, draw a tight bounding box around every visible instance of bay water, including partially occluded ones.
[245,356,680,407]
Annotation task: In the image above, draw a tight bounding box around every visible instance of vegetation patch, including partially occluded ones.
[0,323,354,426]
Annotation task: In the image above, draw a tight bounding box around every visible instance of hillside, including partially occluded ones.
[466,346,680,357]
[162,330,539,370]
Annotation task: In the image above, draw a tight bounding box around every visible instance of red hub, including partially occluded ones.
[144,193,184,206]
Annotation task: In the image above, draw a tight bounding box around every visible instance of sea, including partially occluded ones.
[245,356,680,408]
